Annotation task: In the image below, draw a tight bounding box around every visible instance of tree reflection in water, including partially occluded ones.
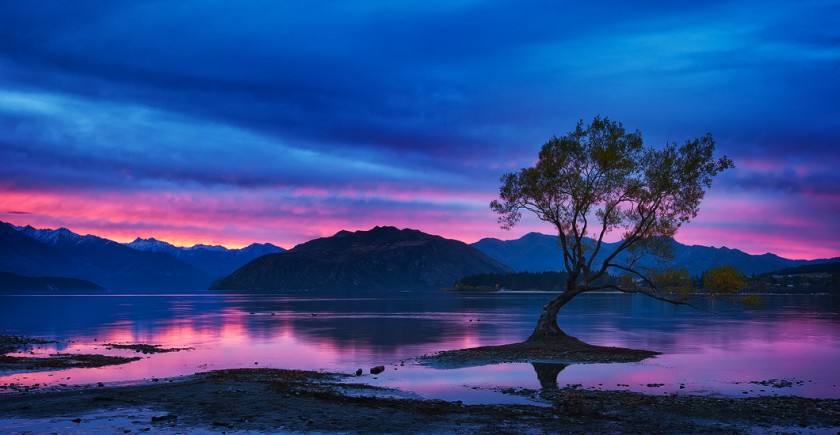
[531,362,568,392]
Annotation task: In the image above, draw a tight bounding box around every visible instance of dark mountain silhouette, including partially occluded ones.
[471,233,571,273]
[472,232,839,276]
[0,271,103,291]
[0,221,84,279]
[126,237,284,279]
[5,219,835,291]
[212,226,514,292]
[769,261,840,276]
[4,223,212,290]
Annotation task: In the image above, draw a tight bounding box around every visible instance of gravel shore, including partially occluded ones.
[2,335,838,433]
[1,368,838,433]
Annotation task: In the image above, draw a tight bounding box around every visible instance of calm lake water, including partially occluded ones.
[1,291,838,404]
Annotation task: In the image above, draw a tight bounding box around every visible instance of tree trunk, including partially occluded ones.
[527,286,580,342]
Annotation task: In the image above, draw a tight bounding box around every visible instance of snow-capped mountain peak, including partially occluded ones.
[125,237,178,253]
[190,244,229,252]
[16,225,86,246]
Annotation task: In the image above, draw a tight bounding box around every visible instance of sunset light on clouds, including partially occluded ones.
[1,1,837,259]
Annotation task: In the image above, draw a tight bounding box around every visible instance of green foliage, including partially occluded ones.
[648,268,693,302]
[490,116,733,301]
[741,294,763,308]
[703,265,746,296]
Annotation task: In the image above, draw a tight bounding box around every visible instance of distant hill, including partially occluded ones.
[0,271,103,291]
[472,232,839,276]
[472,233,575,273]
[212,226,514,292]
[1,222,212,291]
[126,237,284,279]
[746,261,840,294]
[5,219,835,291]
[768,261,840,276]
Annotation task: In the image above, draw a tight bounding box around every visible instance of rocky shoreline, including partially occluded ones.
[1,335,838,433]
[0,335,190,374]
[0,368,837,433]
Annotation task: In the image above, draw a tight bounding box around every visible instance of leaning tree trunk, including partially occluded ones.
[527,286,581,342]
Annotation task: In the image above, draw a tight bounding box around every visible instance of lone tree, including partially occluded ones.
[491,116,734,342]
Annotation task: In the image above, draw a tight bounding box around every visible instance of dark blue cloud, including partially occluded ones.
[3,1,781,160]
[2,1,836,154]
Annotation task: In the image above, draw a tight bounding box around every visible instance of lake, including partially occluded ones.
[1,291,838,404]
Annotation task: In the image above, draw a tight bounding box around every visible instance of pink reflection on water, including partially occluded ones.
[1,295,838,403]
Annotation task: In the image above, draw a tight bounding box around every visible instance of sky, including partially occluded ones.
[0,1,837,260]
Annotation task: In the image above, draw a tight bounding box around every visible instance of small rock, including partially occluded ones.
[71,418,82,423]
[355,369,363,376]
[370,365,385,375]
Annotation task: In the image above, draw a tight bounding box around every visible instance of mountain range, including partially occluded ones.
[2,219,836,292]
[0,221,282,291]
[211,226,512,292]
[471,232,838,276]
[125,237,283,279]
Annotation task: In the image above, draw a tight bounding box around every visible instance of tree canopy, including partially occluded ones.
[491,116,734,340]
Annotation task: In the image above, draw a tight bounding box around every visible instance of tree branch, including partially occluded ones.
[553,218,573,273]
[615,286,703,309]
[585,195,626,271]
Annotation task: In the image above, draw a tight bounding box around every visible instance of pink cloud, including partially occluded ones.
[1,182,836,260]
[0,186,507,249]
[676,192,839,259]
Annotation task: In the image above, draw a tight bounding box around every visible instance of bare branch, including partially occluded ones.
[614,286,708,310]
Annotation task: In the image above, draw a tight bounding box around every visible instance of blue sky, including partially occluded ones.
[0,1,837,259]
